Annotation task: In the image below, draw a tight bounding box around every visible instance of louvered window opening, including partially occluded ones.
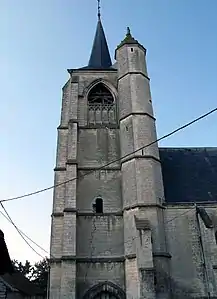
[88,84,116,125]
[93,293,117,299]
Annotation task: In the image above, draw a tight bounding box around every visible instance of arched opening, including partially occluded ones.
[88,83,116,125]
[93,197,103,214]
[83,281,126,299]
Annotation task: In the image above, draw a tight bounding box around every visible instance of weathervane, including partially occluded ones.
[97,0,101,20]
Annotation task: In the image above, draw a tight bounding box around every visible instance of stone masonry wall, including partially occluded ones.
[165,204,217,298]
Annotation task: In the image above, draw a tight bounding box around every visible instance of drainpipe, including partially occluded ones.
[195,204,211,299]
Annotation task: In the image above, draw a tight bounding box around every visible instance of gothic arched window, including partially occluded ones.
[88,83,116,125]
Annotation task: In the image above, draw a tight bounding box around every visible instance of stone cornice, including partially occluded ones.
[119,112,155,122]
[49,252,171,264]
[51,205,165,217]
[124,203,165,211]
[121,155,161,165]
[117,71,150,82]
[77,211,123,217]
[78,167,120,171]
[51,211,123,217]
[54,167,66,172]
[153,252,172,259]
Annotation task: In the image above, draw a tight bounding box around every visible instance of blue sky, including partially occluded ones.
[0,0,217,263]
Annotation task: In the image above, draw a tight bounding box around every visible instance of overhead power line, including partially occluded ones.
[0,202,45,259]
[0,199,196,261]
[0,209,49,256]
[1,107,216,204]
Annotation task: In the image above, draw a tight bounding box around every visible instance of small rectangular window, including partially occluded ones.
[131,48,134,52]
[93,197,103,214]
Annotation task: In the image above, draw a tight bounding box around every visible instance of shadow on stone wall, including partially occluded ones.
[158,267,197,299]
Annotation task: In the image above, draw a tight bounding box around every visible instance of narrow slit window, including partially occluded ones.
[93,197,103,214]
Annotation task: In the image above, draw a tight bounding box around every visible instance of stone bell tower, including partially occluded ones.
[49,7,170,299]
[116,28,170,299]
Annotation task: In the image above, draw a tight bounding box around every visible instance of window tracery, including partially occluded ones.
[88,83,116,125]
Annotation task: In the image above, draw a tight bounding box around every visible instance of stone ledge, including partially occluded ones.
[76,257,125,263]
[68,68,117,74]
[121,155,161,165]
[77,211,123,216]
[57,125,68,130]
[79,124,119,129]
[64,208,77,213]
[124,203,165,211]
[49,253,172,264]
[69,119,79,124]
[51,211,123,217]
[118,71,150,82]
[50,258,62,263]
[50,256,125,263]
[125,254,136,260]
[139,267,154,272]
[166,202,217,208]
[78,167,121,171]
[66,159,78,165]
[119,111,155,122]
[54,167,66,172]
[153,252,172,258]
[51,212,64,217]
[52,206,165,217]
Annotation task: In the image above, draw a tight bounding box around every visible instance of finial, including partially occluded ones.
[97,0,101,20]
[127,27,131,36]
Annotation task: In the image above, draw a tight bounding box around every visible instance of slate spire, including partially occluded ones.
[87,1,112,69]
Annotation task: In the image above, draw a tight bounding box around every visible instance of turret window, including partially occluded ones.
[88,83,116,125]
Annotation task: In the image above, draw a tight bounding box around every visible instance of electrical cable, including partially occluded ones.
[0,209,49,256]
[1,107,216,281]
[0,202,45,259]
[0,107,216,204]
[0,202,195,261]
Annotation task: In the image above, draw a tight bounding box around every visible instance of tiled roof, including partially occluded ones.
[1,273,44,296]
[160,147,217,203]
[0,230,43,296]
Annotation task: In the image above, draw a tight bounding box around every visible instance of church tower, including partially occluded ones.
[49,5,170,299]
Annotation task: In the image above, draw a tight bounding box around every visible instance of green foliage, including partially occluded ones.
[12,259,33,278]
[12,258,49,294]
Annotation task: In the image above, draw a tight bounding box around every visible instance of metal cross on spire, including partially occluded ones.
[97,0,101,20]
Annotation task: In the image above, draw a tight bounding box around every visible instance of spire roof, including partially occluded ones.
[68,1,115,73]
[87,19,112,69]
[116,27,146,54]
